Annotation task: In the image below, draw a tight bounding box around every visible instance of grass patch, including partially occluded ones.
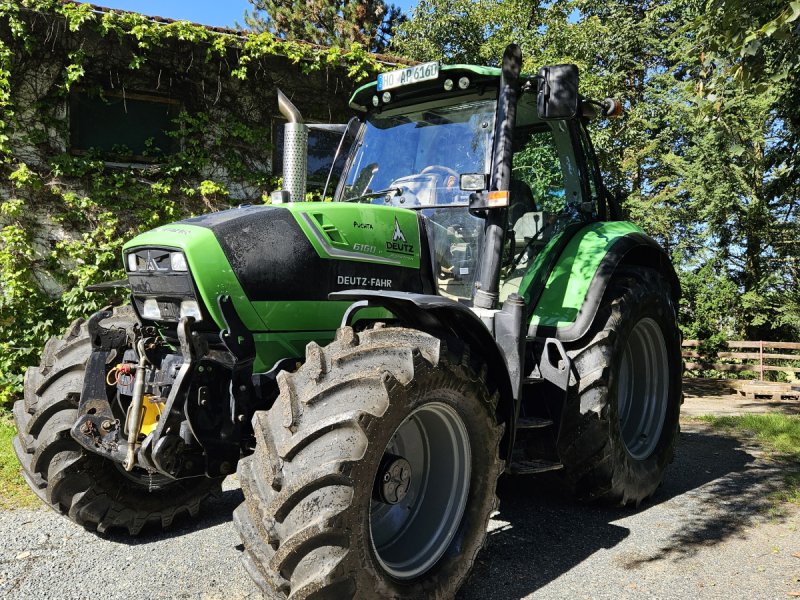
[695,413,800,507]
[0,415,39,510]
[695,414,800,461]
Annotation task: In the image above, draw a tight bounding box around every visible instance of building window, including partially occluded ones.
[70,90,180,162]
[273,120,351,191]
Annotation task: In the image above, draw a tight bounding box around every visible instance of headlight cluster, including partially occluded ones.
[126,248,202,323]
[126,250,188,272]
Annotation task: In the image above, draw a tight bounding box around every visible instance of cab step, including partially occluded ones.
[507,459,563,475]
[516,416,553,430]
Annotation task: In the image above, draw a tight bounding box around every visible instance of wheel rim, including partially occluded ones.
[369,402,471,580]
[617,317,670,460]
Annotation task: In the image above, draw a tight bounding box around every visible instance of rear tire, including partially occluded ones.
[12,306,223,534]
[235,326,503,599]
[556,267,682,505]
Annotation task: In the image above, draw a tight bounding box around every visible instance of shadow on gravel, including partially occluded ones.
[105,487,244,545]
[458,424,789,599]
[620,425,793,567]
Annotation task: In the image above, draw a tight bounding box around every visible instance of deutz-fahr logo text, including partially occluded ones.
[386,217,414,255]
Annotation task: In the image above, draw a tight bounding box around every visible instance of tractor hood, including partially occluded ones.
[123,203,433,333]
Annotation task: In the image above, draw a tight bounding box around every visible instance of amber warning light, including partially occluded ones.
[603,98,624,119]
[486,191,510,207]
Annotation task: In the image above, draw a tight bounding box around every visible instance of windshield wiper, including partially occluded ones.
[345,187,403,203]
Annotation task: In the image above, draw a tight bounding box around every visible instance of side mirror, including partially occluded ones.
[537,64,579,120]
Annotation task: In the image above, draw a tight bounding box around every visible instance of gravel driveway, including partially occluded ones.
[1,421,798,599]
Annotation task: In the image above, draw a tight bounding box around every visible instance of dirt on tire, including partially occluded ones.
[234,325,504,599]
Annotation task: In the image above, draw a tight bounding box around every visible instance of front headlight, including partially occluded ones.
[142,298,162,320]
[127,253,138,271]
[170,252,188,271]
[179,300,203,320]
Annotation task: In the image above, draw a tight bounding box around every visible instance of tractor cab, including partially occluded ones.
[338,61,607,305]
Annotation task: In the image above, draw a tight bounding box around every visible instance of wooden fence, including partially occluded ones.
[682,340,800,380]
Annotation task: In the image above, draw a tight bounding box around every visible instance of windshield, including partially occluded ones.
[336,100,496,207]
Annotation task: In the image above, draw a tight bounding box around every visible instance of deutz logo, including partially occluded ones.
[145,250,169,272]
[387,217,414,255]
[392,217,406,243]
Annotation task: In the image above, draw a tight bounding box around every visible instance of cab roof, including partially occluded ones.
[349,63,503,113]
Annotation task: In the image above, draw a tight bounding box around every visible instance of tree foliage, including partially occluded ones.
[243,0,405,53]
[394,0,800,345]
[0,0,388,408]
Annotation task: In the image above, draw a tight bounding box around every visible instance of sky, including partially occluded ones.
[91,1,419,29]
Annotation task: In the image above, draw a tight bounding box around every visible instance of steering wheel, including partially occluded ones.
[421,165,459,180]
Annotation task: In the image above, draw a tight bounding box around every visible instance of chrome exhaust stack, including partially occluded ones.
[276,89,308,203]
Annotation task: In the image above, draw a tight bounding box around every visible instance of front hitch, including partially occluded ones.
[70,307,134,465]
[70,310,209,478]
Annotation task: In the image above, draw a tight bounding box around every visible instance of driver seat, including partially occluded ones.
[509,178,536,225]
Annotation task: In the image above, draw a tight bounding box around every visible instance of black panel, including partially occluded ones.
[128,273,194,297]
[187,206,430,301]
[181,206,280,228]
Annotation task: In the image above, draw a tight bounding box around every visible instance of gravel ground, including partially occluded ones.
[1,420,798,599]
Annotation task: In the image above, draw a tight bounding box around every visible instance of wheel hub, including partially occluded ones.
[617,317,669,460]
[376,454,412,504]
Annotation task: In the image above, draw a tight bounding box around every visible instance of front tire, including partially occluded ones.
[556,267,682,505]
[12,307,223,534]
[235,326,503,598]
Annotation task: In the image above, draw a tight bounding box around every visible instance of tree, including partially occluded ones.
[392,0,800,342]
[243,0,405,53]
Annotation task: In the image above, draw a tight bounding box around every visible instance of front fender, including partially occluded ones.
[329,290,516,458]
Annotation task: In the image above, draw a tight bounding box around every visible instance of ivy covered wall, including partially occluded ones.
[0,0,394,407]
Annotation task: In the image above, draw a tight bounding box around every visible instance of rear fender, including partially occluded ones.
[330,290,516,459]
[528,226,679,343]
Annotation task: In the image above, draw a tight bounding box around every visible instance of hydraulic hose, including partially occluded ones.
[123,338,149,471]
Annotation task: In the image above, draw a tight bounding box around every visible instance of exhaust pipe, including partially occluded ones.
[276,89,308,203]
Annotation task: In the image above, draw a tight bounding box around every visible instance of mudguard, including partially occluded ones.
[330,290,516,456]
[527,223,680,342]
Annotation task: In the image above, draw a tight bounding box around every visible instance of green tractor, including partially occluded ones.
[13,45,682,597]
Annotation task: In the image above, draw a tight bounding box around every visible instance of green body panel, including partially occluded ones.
[123,203,415,371]
[516,228,572,307]
[283,203,421,270]
[526,221,643,329]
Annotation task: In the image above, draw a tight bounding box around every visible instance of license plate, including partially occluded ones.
[377,61,440,91]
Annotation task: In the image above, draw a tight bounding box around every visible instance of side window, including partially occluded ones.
[510,126,565,220]
[499,122,583,302]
